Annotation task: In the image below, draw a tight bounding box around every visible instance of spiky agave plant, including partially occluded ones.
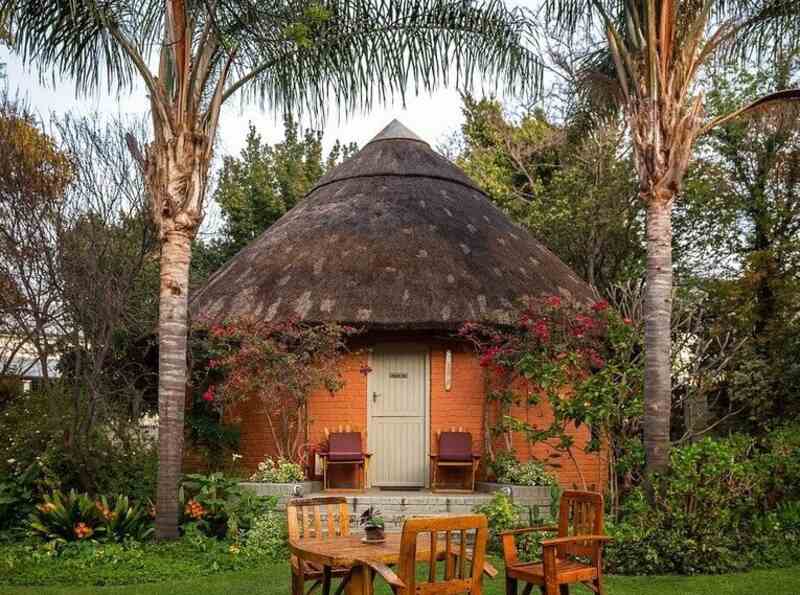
[541,0,800,476]
[1,0,542,538]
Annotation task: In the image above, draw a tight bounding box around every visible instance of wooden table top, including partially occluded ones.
[290,533,497,577]
[291,533,428,567]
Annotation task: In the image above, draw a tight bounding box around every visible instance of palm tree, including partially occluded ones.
[541,0,800,475]
[2,0,541,538]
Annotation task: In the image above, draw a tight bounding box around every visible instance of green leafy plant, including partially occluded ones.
[95,495,154,542]
[249,457,305,483]
[29,490,104,543]
[242,512,289,560]
[0,462,40,532]
[472,492,548,557]
[489,452,557,487]
[359,506,385,530]
[180,473,276,540]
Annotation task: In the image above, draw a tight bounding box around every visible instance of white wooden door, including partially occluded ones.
[368,346,429,487]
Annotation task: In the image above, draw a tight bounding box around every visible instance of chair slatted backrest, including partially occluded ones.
[557,491,604,559]
[397,515,488,595]
[287,497,350,542]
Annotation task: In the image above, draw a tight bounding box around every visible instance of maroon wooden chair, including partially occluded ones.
[501,490,611,595]
[429,427,481,492]
[321,426,371,491]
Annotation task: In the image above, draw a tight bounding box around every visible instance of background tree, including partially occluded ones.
[542,0,800,474]
[450,94,643,292]
[0,99,72,383]
[3,0,541,538]
[676,55,800,428]
[193,116,356,282]
[0,106,159,494]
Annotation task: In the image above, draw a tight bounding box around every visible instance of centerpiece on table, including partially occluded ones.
[359,506,386,543]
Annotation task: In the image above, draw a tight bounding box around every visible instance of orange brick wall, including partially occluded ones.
[229,337,606,489]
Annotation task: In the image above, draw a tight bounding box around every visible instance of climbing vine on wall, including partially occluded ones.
[194,317,356,466]
[459,295,643,495]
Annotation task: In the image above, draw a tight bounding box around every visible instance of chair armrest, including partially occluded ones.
[500,526,557,567]
[499,526,559,537]
[361,560,405,590]
[429,454,439,459]
[541,535,612,547]
[472,454,481,460]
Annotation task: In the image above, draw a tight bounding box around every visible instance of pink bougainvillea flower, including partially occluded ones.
[202,386,215,402]
[591,300,609,312]
[532,319,550,342]
[623,318,633,325]
[479,346,502,368]
[545,295,562,308]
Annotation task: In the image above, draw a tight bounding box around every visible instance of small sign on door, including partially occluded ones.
[389,372,408,379]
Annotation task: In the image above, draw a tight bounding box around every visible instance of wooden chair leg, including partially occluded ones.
[291,571,303,595]
[521,584,532,595]
[593,577,604,595]
[322,567,332,595]
[505,576,517,595]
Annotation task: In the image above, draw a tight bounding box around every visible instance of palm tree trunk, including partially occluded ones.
[155,229,192,540]
[643,195,673,474]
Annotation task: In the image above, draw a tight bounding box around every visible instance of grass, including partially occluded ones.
[2,563,799,595]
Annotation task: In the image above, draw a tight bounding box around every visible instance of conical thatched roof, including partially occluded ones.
[190,119,594,330]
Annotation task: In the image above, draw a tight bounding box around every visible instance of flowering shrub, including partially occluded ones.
[28,490,152,544]
[488,452,557,486]
[179,473,277,540]
[194,317,355,465]
[242,512,289,560]
[250,457,305,483]
[461,295,642,497]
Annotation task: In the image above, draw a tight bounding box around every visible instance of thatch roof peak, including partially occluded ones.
[190,123,594,331]
[369,119,427,145]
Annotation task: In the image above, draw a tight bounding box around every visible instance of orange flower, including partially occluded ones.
[184,499,206,520]
[74,522,93,539]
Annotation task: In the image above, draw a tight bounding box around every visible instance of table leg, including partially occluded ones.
[345,564,374,595]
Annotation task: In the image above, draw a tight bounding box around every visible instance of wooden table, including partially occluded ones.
[290,533,497,595]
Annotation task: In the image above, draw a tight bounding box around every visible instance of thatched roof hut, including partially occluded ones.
[190,120,592,329]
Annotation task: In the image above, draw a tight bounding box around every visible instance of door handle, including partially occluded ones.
[373,392,379,402]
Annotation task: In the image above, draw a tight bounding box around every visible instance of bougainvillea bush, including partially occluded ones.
[460,295,643,502]
[192,317,355,466]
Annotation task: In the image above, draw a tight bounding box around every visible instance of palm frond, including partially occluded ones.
[223,0,542,119]
[700,88,800,134]
[2,0,165,95]
[712,0,800,63]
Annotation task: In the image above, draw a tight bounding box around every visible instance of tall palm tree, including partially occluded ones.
[2,0,541,538]
[542,0,800,475]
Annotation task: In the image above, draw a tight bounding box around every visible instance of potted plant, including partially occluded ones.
[359,506,385,543]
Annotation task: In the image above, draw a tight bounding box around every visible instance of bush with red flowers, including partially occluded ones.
[460,295,643,496]
[192,318,355,467]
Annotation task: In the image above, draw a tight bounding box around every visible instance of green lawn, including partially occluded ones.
[2,564,798,595]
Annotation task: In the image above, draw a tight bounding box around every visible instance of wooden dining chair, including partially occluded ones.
[321,426,372,491]
[501,490,611,595]
[365,514,490,595]
[430,427,481,492]
[287,497,352,595]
